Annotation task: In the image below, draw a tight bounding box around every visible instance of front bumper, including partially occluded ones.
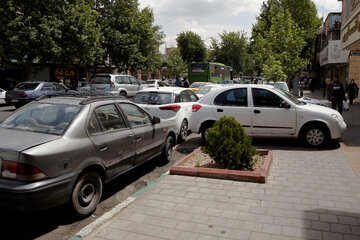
[0,171,80,212]
[330,121,347,139]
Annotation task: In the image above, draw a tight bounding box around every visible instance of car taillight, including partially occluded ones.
[159,105,181,112]
[1,160,47,181]
[20,93,27,97]
[110,81,115,88]
[5,92,8,97]
[192,104,202,112]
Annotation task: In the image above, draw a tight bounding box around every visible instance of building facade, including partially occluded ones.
[340,0,360,86]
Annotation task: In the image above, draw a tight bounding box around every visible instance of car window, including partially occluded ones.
[14,82,40,90]
[119,103,151,127]
[115,76,123,84]
[87,113,102,135]
[252,88,283,107]
[93,104,126,132]
[93,75,110,84]
[133,92,172,105]
[53,83,66,91]
[41,83,54,91]
[180,90,190,102]
[130,77,139,85]
[214,88,247,106]
[188,90,199,102]
[0,103,82,135]
[121,76,130,84]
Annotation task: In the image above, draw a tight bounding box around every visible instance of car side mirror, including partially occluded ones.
[280,101,291,109]
[152,116,161,124]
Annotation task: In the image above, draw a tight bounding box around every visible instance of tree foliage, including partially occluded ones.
[164,48,187,78]
[176,31,206,64]
[0,0,102,68]
[210,31,248,75]
[251,3,306,80]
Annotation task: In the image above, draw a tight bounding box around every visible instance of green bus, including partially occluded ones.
[188,62,233,84]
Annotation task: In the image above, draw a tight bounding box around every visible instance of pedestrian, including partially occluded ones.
[182,78,189,88]
[175,77,181,87]
[347,79,358,105]
[309,78,316,93]
[326,75,346,114]
[321,78,327,97]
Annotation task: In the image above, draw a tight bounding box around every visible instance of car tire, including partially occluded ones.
[301,124,329,148]
[14,103,22,109]
[161,135,174,163]
[178,119,188,143]
[71,171,103,217]
[119,92,127,98]
[201,123,213,143]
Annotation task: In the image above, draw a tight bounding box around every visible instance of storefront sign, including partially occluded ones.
[320,40,349,66]
[342,6,360,49]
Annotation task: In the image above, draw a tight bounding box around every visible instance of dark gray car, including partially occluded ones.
[5,81,70,108]
[0,96,177,216]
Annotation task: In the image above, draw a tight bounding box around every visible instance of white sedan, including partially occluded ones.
[133,87,199,142]
[0,88,6,104]
[189,85,346,147]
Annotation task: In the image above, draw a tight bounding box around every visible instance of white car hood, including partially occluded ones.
[297,103,343,118]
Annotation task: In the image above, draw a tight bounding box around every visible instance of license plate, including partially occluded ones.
[11,100,19,102]
[96,87,105,91]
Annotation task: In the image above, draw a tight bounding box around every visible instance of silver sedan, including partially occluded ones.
[0,96,177,217]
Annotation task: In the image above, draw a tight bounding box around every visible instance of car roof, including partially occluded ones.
[35,94,131,106]
[137,87,186,93]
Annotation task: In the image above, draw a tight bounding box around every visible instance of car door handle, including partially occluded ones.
[99,144,108,152]
[217,109,224,112]
[135,137,142,142]
[254,110,261,114]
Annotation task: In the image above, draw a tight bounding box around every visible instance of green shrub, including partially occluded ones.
[205,116,257,170]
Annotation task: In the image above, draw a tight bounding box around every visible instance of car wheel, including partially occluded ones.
[301,124,329,148]
[119,92,127,98]
[178,119,188,143]
[161,136,174,163]
[201,123,213,143]
[71,171,103,217]
[14,103,22,109]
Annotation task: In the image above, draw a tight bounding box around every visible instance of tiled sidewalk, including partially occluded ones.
[86,147,360,240]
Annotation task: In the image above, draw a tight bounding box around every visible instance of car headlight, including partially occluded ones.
[331,113,344,122]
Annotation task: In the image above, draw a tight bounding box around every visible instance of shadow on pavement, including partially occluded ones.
[302,209,360,239]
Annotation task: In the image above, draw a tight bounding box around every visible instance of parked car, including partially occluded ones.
[90,74,142,98]
[0,95,177,216]
[133,87,199,142]
[189,82,212,92]
[5,82,70,108]
[189,85,346,147]
[77,81,91,92]
[221,80,234,84]
[195,84,224,98]
[142,79,168,88]
[0,88,6,104]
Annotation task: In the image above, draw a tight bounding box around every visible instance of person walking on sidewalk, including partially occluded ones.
[347,79,358,105]
[326,75,346,114]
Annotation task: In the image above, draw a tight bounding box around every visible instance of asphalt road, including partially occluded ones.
[0,104,202,240]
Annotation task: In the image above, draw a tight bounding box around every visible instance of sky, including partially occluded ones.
[138,0,342,53]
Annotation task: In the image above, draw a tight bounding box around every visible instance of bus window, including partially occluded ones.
[191,63,207,72]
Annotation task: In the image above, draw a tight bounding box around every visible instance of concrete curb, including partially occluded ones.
[170,147,273,183]
[69,173,168,240]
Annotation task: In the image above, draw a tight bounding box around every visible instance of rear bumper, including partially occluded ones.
[0,171,80,212]
[5,98,33,106]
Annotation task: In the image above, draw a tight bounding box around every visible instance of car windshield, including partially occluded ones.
[133,92,172,105]
[0,102,82,135]
[190,83,205,88]
[267,82,288,91]
[196,86,214,95]
[15,82,40,90]
[271,87,304,105]
[93,75,110,84]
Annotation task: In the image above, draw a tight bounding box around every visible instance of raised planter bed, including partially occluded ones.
[170,147,273,183]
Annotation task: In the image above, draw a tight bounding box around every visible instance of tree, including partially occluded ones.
[210,31,248,75]
[176,31,206,64]
[251,5,306,81]
[0,0,102,71]
[165,48,187,78]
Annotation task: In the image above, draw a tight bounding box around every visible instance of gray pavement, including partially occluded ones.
[81,89,360,240]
